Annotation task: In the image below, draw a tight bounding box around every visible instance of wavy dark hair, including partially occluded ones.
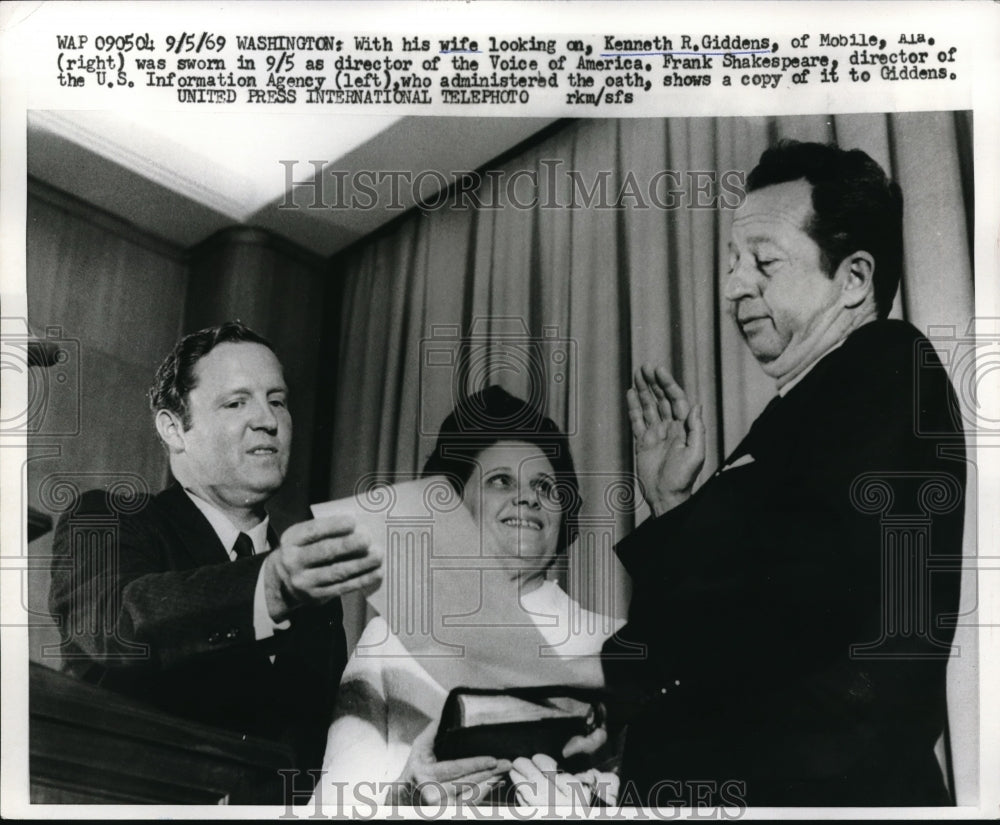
[422,385,581,556]
[148,321,275,430]
[747,139,904,318]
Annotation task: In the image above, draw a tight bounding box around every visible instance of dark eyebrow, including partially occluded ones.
[217,388,252,400]
[216,385,288,402]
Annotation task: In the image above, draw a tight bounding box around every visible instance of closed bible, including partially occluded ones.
[434,686,606,763]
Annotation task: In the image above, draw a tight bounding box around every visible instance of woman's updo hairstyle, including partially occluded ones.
[422,385,581,556]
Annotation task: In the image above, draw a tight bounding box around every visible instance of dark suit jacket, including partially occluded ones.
[603,320,966,806]
[49,483,348,779]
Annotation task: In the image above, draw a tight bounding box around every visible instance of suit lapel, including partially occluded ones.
[155,484,232,567]
[719,340,849,472]
[721,394,782,469]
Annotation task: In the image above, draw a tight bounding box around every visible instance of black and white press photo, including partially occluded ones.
[1,2,997,820]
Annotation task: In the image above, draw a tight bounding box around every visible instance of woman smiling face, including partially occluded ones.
[461,440,562,583]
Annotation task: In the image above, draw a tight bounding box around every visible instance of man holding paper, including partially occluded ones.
[49,321,382,786]
[603,141,966,806]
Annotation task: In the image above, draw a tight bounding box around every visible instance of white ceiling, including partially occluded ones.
[27,110,559,257]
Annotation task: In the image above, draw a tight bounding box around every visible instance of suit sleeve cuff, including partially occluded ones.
[615,496,694,577]
[253,564,291,640]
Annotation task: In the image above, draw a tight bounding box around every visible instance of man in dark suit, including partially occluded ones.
[603,142,966,806]
[49,321,382,791]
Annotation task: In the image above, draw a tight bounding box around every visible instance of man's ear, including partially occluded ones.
[155,409,186,453]
[838,251,875,310]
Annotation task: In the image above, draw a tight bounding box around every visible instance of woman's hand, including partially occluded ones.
[510,753,620,808]
[627,364,705,517]
[392,721,511,805]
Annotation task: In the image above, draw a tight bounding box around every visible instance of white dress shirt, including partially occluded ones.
[184,489,290,640]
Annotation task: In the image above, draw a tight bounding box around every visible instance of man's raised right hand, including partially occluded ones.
[262,515,383,623]
[627,364,705,517]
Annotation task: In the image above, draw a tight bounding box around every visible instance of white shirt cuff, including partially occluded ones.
[253,564,291,640]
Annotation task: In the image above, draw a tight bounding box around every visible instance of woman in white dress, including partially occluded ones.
[319,386,624,808]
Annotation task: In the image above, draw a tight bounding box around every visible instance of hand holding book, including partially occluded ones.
[510,753,620,809]
[392,721,512,806]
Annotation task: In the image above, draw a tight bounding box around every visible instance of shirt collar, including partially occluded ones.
[183,488,269,559]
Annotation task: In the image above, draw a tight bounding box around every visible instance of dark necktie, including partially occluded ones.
[232,532,255,559]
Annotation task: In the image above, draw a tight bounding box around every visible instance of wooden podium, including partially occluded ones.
[30,662,296,804]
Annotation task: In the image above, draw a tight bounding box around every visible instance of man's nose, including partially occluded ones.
[249,399,279,431]
[723,262,757,303]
